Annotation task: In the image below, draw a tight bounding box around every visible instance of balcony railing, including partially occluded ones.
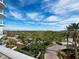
[0,0,5,10]
[0,13,5,18]
[0,0,3,2]
[0,46,35,59]
[0,24,4,26]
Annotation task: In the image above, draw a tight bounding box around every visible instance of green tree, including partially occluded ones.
[66,23,79,59]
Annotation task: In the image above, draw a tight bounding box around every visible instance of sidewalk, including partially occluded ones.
[44,44,66,59]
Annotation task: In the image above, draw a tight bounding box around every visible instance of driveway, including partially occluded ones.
[44,44,66,59]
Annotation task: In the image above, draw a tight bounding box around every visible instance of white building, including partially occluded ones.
[0,0,5,39]
[0,46,36,59]
[0,0,35,59]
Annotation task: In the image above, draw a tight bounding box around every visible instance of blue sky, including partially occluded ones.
[4,0,79,31]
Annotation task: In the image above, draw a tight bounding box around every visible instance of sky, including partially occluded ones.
[3,0,79,31]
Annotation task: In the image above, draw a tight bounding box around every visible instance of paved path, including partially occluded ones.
[44,44,66,59]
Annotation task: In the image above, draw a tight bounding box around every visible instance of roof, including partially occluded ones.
[0,46,36,59]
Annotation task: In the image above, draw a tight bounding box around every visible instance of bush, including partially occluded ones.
[59,49,79,57]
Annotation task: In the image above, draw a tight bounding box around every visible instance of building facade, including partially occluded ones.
[0,0,5,39]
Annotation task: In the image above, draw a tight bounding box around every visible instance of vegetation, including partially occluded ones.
[66,23,79,59]
[59,49,79,59]
[5,31,65,59]
[2,23,79,59]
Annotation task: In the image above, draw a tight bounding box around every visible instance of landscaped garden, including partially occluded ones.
[59,23,79,59]
[2,23,79,59]
[4,31,65,59]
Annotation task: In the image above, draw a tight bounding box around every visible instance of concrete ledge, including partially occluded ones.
[0,46,35,59]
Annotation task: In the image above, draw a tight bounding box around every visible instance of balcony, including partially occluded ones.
[0,0,3,2]
[0,52,10,59]
[0,13,5,18]
[0,46,36,59]
[0,24,4,27]
[0,0,5,10]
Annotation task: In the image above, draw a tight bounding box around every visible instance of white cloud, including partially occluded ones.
[10,11,23,20]
[43,0,49,2]
[45,16,58,22]
[27,12,59,22]
[26,12,45,21]
[41,0,55,11]
[41,0,79,31]
[26,13,59,26]
[23,21,35,24]
[26,0,38,5]
[27,12,39,20]
[7,5,16,10]
[54,2,79,15]
[41,15,79,30]
[6,0,79,31]
[54,0,79,15]
[19,0,38,6]
[19,0,25,6]
[60,16,79,24]
[42,0,79,15]
[56,16,79,30]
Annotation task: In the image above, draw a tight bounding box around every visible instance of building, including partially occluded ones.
[0,0,35,59]
[0,0,5,39]
[0,45,35,59]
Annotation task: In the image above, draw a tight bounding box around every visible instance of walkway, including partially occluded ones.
[44,44,66,59]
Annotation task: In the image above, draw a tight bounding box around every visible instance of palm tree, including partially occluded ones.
[66,24,74,48]
[66,23,79,59]
[66,29,69,48]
